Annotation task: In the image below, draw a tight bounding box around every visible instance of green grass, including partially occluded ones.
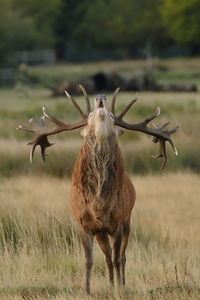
[15,57,200,89]
[0,85,200,176]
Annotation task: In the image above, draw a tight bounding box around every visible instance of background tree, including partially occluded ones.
[162,0,200,54]
[73,0,167,56]
[13,0,61,48]
[53,0,90,60]
[0,0,39,65]
[0,0,199,65]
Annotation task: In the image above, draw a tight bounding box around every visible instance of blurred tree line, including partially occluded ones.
[0,0,200,65]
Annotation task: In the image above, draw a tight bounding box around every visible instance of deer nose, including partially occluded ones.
[95,95,107,109]
[99,100,103,108]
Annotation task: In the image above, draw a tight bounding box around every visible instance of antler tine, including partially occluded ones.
[43,107,68,127]
[142,106,161,125]
[111,87,120,114]
[28,139,52,163]
[29,143,37,163]
[117,94,138,120]
[168,125,179,156]
[168,126,179,135]
[159,144,167,170]
[64,90,87,119]
[160,121,170,129]
[152,138,167,170]
[79,84,91,115]
[16,125,36,132]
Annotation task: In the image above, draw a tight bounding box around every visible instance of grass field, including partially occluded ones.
[0,88,200,176]
[0,173,200,299]
[0,58,200,299]
[24,57,200,88]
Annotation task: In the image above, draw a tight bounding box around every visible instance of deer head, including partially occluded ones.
[80,94,123,142]
[17,85,179,169]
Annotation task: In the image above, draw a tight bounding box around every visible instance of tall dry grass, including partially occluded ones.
[0,173,199,299]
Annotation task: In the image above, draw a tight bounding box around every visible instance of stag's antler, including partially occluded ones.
[112,88,179,169]
[17,87,90,162]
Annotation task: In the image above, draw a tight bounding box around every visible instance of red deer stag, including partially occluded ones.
[17,86,178,294]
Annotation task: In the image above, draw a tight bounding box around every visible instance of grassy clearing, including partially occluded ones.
[24,57,200,88]
[0,87,200,176]
[1,134,200,177]
[0,173,199,299]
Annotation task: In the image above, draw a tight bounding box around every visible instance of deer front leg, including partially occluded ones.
[96,233,114,286]
[111,227,123,285]
[120,218,131,285]
[79,228,94,294]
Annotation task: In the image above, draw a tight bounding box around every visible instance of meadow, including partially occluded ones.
[0,174,200,299]
[1,88,200,177]
[0,58,200,299]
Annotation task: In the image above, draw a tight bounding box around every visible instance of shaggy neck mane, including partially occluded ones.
[74,128,124,203]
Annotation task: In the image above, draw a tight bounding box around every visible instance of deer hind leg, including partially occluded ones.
[79,228,94,294]
[96,232,114,286]
[111,226,123,285]
[120,218,131,286]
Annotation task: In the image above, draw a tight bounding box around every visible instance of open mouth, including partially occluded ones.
[99,100,104,108]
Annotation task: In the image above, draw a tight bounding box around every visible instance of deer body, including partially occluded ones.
[17,86,178,294]
[71,129,135,235]
[70,103,135,292]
